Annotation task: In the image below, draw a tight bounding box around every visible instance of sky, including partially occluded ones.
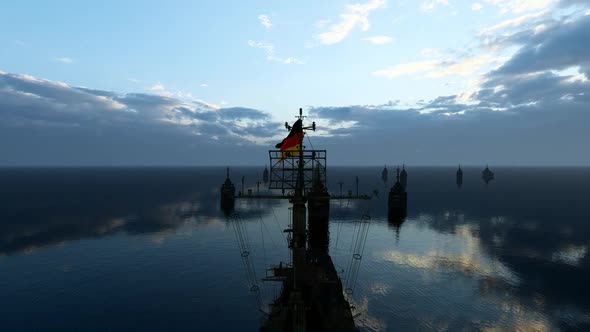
[1,0,589,166]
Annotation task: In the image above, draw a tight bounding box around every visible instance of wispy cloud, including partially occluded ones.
[373,55,497,78]
[55,57,73,64]
[317,0,387,45]
[421,0,450,12]
[484,0,556,14]
[258,14,272,29]
[362,35,393,44]
[478,10,547,35]
[200,83,208,87]
[428,55,495,77]
[193,99,220,110]
[146,82,172,97]
[472,2,484,10]
[247,40,304,64]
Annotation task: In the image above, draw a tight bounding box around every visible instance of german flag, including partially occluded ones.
[275,119,304,161]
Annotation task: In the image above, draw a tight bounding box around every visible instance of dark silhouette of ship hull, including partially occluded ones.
[388,167,408,221]
[220,168,235,216]
[482,165,495,184]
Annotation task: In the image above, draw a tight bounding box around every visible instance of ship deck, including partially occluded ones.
[260,250,357,332]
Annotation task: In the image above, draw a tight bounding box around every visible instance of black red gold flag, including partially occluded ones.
[275,119,304,160]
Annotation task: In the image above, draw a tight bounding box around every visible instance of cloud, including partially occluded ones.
[484,0,556,13]
[55,57,73,64]
[317,0,387,45]
[145,81,172,97]
[247,40,304,64]
[308,78,589,165]
[376,8,574,81]
[313,13,590,165]
[2,10,590,166]
[421,0,450,12]
[200,83,208,87]
[429,54,496,77]
[472,2,484,10]
[477,1,590,52]
[362,35,393,44]
[193,99,221,110]
[373,55,497,78]
[560,0,590,8]
[0,71,285,165]
[258,14,272,29]
[489,14,590,76]
[478,10,547,35]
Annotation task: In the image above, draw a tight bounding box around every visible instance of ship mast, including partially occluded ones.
[290,107,315,332]
[255,108,359,332]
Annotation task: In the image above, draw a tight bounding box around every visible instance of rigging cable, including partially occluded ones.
[305,133,316,151]
[344,213,371,304]
[270,205,289,246]
[258,212,279,249]
[260,219,267,276]
[230,212,263,310]
[333,215,343,252]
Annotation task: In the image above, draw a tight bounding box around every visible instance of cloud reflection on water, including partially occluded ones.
[1,166,589,331]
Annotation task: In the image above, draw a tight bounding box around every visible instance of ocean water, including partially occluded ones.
[0,166,589,331]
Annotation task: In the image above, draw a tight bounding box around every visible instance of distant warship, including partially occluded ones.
[388,166,407,221]
[482,165,495,184]
[456,165,463,188]
[400,165,407,189]
[263,166,269,184]
[220,168,235,215]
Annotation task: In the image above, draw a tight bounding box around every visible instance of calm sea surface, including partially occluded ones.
[1,166,589,331]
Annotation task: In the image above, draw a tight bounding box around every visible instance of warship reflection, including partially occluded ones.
[0,167,273,256]
[387,217,406,243]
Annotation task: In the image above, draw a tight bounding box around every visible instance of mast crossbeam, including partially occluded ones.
[268,149,327,191]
